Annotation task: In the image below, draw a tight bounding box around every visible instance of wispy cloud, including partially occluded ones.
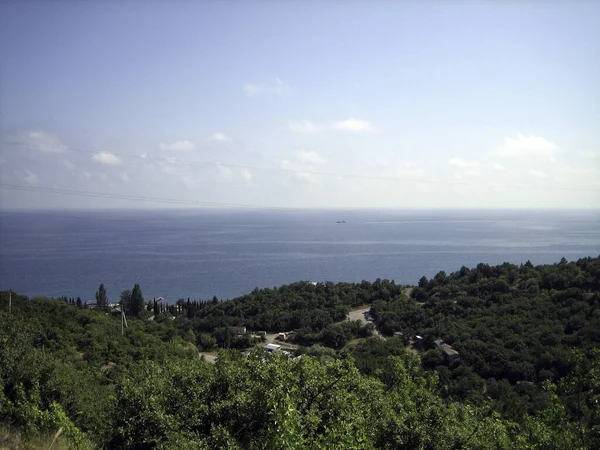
[27,131,67,153]
[287,118,375,133]
[22,169,38,185]
[493,163,505,171]
[497,133,559,157]
[216,163,233,182]
[295,171,319,184]
[92,152,122,166]
[296,150,326,165]
[287,121,324,133]
[243,77,289,96]
[159,140,196,152]
[209,132,230,142]
[449,158,477,168]
[332,118,375,132]
[240,168,253,183]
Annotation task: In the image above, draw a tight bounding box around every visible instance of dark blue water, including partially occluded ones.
[1,209,599,302]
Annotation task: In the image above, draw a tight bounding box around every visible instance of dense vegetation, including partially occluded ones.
[1,256,599,448]
[366,257,600,421]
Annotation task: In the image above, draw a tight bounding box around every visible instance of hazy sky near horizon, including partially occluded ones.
[1,1,599,209]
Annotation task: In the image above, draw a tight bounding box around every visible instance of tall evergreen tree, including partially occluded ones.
[95,283,108,308]
[130,284,144,318]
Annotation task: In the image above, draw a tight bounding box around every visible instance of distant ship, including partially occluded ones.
[336,220,346,224]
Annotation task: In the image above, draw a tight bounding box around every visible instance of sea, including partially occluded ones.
[1,209,599,303]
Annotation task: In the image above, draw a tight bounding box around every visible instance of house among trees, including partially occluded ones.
[441,344,460,363]
[232,326,247,335]
[264,343,281,352]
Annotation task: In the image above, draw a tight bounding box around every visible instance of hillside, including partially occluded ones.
[1,256,599,448]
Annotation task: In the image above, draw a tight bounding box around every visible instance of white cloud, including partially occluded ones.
[493,163,505,171]
[243,77,289,96]
[141,153,148,159]
[287,121,323,133]
[529,169,547,178]
[27,131,67,153]
[120,172,129,182]
[23,170,38,185]
[92,151,122,166]
[240,168,252,183]
[449,158,477,168]
[159,140,196,152]
[296,150,326,165]
[210,132,230,142]
[497,133,559,157]
[332,118,375,132]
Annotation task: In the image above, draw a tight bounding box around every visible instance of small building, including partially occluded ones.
[264,343,281,352]
[434,339,444,347]
[277,332,287,341]
[393,331,404,338]
[441,344,460,363]
[232,326,247,335]
[256,331,267,336]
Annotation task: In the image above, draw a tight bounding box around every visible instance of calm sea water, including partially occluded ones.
[1,209,599,302]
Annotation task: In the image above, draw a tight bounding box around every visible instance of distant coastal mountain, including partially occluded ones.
[336,220,346,223]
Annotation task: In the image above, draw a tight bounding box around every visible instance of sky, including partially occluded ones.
[0,1,599,210]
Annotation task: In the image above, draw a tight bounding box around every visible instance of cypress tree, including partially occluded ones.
[96,284,108,308]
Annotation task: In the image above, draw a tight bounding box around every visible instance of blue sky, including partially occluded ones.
[1,1,599,209]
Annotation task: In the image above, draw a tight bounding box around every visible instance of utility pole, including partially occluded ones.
[121,310,128,336]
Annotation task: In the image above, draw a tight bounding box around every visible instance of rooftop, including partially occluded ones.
[441,344,459,356]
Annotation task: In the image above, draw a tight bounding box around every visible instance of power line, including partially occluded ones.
[2,140,598,193]
[1,183,391,214]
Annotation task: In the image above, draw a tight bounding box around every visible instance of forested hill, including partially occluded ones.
[1,256,599,448]
[365,256,600,423]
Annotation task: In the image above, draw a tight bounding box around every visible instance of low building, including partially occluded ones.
[232,326,247,335]
[441,344,460,363]
[264,343,281,352]
[434,339,444,347]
